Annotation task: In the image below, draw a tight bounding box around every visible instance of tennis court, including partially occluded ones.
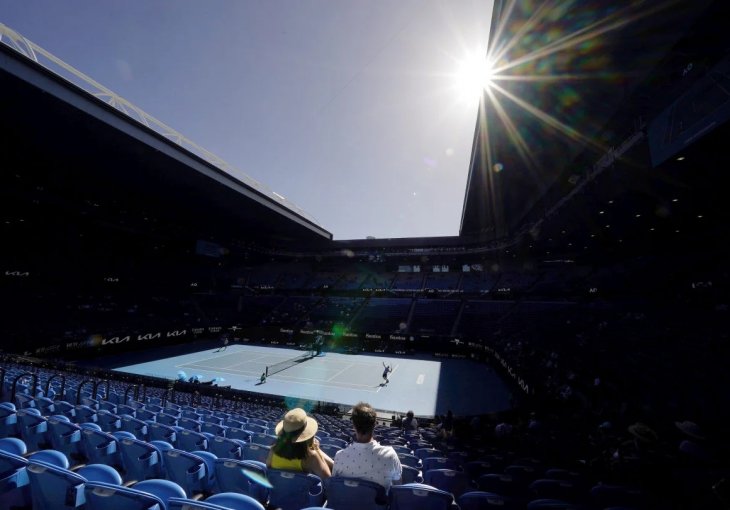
[113,344,512,417]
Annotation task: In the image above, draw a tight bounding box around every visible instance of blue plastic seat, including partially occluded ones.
[0,450,31,510]
[415,448,441,461]
[325,476,387,510]
[75,405,98,424]
[205,492,266,510]
[80,428,121,466]
[77,463,123,484]
[477,473,522,496]
[192,450,219,494]
[84,481,165,510]
[97,410,122,433]
[208,436,243,460]
[401,465,424,484]
[249,433,276,447]
[147,422,178,445]
[121,414,149,439]
[423,457,460,471]
[424,469,474,499]
[0,437,27,456]
[267,469,324,510]
[28,459,88,509]
[317,436,348,449]
[162,449,208,496]
[242,443,270,463]
[28,449,70,468]
[0,402,18,438]
[134,479,187,508]
[177,429,209,452]
[47,417,82,461]
[178,417,202,432]
[156,413,179,427]
[214,458,270,505]
[398,453,423,469]
[201,422,227,437]
[529,479,581,502]
[16,408,48,451]
[119,437,165,482]
[227,428,251,443]
[458,491,517,510]
[389,482,457,510]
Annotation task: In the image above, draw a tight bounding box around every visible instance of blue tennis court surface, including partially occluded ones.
[114,344,512,417]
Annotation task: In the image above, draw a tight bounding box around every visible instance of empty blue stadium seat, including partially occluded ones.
[134,479,187,508]
[325,476,387,510]
[162,449,208,497]
[208,435,242,460]
[84,481,165,510]
[0,450,31,510]
[267,469,324,510]
[27,460,87,509]
[118,437,165,482]
[205,492,266,510]
[459,491,517,510]
[389,483,457,510]
[424,468,474,498]
[214,458,270,505]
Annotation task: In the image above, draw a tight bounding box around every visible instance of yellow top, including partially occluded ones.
[270,452,305,471]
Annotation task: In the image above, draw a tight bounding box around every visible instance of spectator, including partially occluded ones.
[266,408,333,480]
[402,410,418,431]
[333,402,402,492]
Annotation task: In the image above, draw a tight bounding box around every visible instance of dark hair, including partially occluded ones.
[406,410,414,419]
[352,402,376,436]
[272,429,312,460]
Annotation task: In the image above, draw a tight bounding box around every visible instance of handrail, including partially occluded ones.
[11,372,38,403]
[92,380,110,401]
[124,384,138,404]
[76,379,95,405]
[45,374,66,400]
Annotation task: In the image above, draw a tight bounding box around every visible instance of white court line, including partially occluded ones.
[327,363,354,382]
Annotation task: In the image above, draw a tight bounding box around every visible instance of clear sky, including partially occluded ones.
[1,1,493,240]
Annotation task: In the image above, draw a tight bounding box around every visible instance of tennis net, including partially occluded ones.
[265,349,315,377]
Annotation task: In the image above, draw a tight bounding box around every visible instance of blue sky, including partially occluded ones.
[2,1,493,240]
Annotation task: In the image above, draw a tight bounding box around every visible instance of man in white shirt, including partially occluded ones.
[333,402,402,492]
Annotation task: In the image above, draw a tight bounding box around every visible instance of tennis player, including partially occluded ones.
[382,362,393,385]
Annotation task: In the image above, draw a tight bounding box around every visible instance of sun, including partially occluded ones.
[454,53,494,103]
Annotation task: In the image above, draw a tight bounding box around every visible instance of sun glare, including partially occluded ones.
[454,53,493,103]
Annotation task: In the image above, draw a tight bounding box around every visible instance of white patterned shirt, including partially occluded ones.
[332,440,402,492]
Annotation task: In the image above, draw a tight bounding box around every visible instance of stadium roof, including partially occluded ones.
[460,0,724,244]
[0,25,332,245]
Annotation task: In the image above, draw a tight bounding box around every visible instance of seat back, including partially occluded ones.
[163,449,207,496]
[27,460,86,510]
[213,458,270,505]
[0,450,31,510]
[268,469,324,510]
[401,465,423,484]
[458,491,516,510]
[16,408,48,451]
[325,477,387,510]
[205,492,266,510]
[242,443,270,463]
[133,479,187,508]
[424,469,473,499]
[47,417,82,461]
[178,429,208,452]
[389,483,455,510]
[84,481,164,510]
[423,457,459,471]
[119,438,164,482]
[209,436,242,460]
[80,428,120,466]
